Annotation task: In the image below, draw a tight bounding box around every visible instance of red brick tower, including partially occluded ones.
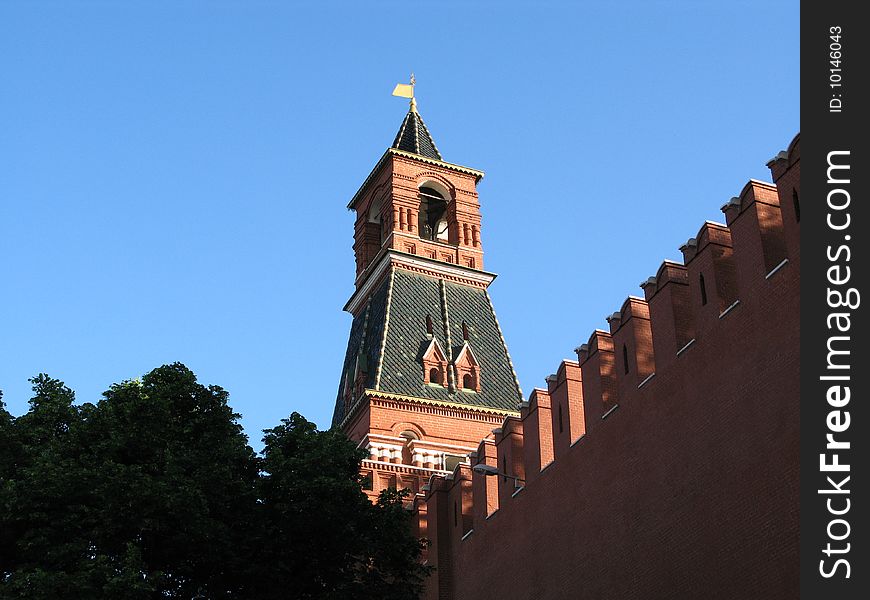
[333,96,522,500]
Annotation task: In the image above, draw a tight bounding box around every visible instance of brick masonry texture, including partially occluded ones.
[413,133,800,599]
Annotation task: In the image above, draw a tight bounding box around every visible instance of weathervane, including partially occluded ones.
[392,73,417,111]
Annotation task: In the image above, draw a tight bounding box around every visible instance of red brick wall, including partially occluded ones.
[352,153,485,281]
[414,134,800,599]
[344,396,508,448]
[767,135,800,270]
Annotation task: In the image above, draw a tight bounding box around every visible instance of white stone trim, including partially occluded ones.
[601,405,620,420]
[765,258,789,279]
[637,372,656,389]
[345,250,497,315]
[718,299,741,319]
[391,253,496,287]
[374,268,396,389]
[408,439,477,452]
[345,256,393,315]
[485,289,525,402]
[676,338,696,356]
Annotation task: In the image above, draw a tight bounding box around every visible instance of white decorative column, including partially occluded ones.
[367,443,379,461]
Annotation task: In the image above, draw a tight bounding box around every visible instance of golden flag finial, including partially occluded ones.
[392,74,417,111]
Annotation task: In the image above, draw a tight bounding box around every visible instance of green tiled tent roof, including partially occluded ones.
[332,269,523,426]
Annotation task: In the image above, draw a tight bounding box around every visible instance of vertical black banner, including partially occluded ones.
[802,1,867,597]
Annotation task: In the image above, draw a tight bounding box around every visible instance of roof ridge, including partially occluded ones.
[373,267,396,390]
[439,279,456,391]
[418,111,441,158]
[484,289,525,402]
[413,111,421,155]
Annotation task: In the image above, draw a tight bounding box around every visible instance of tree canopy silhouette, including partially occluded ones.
[0,364,430,599]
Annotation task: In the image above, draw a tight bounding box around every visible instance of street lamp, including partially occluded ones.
[472,463,525,490]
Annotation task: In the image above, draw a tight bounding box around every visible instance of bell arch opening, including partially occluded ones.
[418,186,449,242]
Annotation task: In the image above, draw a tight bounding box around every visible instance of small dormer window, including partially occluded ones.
[453,343,481,393]
[419,186,448,242]
[421,337,448,387]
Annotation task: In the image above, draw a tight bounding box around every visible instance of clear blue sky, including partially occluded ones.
[0,1,798,448]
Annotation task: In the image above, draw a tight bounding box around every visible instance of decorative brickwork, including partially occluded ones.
[334,104,522,504]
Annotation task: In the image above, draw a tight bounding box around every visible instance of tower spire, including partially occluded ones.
[390,74,441,160]
[409,73,417,113]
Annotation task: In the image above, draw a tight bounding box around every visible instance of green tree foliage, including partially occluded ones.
[0,365,430,599]
[0,367,257,599]
[252,414,430,600]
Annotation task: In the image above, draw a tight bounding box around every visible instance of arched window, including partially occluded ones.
[400,430,419,441]
[418,186,448,242]
[699,273,708,306]
[462,373,474,389]
[622,344,630,374]
[368,196,382,224]
[430,368,441,384]
[368,196,384,244]
[792,189,801,223]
